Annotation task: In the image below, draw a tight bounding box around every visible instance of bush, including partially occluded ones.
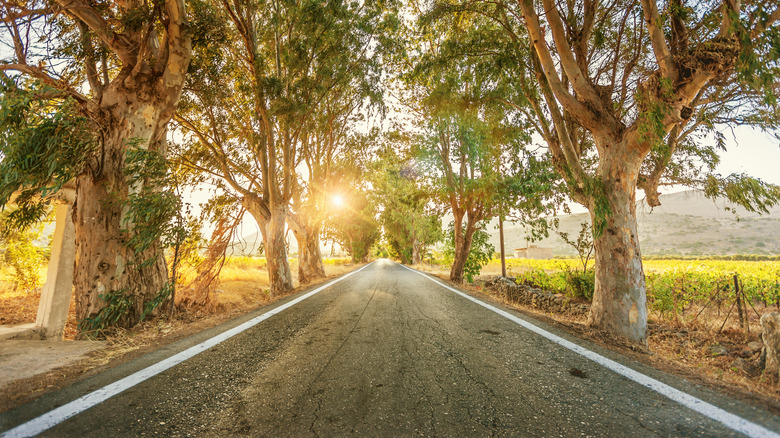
[0,208,51,293]
[511,265,594,301]
[562,268,595,301]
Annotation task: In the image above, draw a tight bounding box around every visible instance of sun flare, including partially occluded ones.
[331,194,345,208]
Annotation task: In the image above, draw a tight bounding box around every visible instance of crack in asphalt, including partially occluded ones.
[307,282,379,436]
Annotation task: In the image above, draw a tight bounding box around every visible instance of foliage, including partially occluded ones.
[142,282,174,321]
[561,268,596,301]
[0,207,51,293]
[372,143,442,264]
[401,10,564,281]
[77,288,134,335]
[0,78,96,231]
[443,221,494,283]
[555,222,594,272]
[121,141,191,317]
[123,142,189,260]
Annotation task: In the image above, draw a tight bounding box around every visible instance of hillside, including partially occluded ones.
[490,190,780,257]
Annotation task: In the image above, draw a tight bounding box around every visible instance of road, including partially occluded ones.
[2,259,779,437]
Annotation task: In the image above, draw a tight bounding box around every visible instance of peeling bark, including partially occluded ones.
[74,71,187,327]
[289,214,325,284]
[587,137,648,342]
[245,199,294,296]
[265,207,294,296]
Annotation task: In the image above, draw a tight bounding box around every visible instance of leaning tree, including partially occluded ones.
[1,0,191,330]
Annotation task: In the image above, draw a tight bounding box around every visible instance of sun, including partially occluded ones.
[331,194,345,208]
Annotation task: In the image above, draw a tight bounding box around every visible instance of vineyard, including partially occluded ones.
[490,258,780,333]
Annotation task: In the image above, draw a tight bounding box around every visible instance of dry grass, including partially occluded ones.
[0,257,360,339]
[0,288,39,326]
[177,256,355,314]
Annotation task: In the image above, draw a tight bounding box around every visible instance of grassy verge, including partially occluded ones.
[0,256,358,338]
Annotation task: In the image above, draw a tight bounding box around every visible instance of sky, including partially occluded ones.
[713,126,780,185]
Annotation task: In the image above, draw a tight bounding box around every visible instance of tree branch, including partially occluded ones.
[52,0,135,65]
[0,63,91,107]
[639,0,677,80]
[518,0,603,134]
[77,20,103,101]
[541,0,602,109]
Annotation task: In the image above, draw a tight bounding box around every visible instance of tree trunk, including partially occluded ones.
[449,214,477,284]
[73,93,171,329]
[411,240,422,265]
[264,206,295,296]
[291,222,325,284]
[587,139,648,344]
[245,196,295,296]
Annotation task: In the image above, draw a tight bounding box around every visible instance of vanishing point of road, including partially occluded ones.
[2,260,779,437]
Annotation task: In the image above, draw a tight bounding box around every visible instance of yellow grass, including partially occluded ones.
[178,256,359,312]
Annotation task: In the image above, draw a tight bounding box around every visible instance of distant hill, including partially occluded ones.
[227,190,780,258]
[228,230,346,257]
[489,190,780,257]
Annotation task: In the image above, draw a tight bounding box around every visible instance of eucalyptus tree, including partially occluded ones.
[406,10,559,283]
[416,112,556,283]
[1,0,191,329]
[424,0,780,342]
[372,143,442,265]
[288,82,384,284]
[175,0,395,295]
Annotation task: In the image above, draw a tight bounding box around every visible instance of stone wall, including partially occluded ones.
[484,277,590,316]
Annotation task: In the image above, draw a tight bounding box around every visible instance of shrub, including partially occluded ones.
[562,268,595,301]
[0,208,51,293]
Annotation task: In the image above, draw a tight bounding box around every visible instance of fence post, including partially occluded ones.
[716,282,721,316]
[740,276,749,334]
[734,274,745,333]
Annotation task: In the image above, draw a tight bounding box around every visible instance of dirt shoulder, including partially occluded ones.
[0,266,363,414]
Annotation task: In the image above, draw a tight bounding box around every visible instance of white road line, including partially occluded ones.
[2,263,372,438]
[400,264,778,438]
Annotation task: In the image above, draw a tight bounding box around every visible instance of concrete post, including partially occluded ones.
[35,202,76,340]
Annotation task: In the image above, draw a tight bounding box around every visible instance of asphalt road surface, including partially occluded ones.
[2,260,779,437]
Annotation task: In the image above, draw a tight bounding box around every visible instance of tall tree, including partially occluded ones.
[372,143,442,265]
[425,0,780,342]
[416,112,555,283]
[518,0,780,343]
[1,0,191,329]
[175,0,394,295]
[288,88,384,284]
[403,11,560,283]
